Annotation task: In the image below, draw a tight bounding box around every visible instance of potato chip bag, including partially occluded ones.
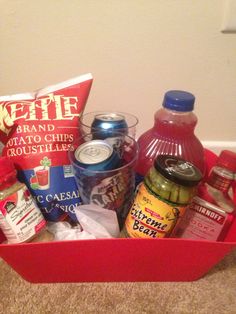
[0,73,93,221]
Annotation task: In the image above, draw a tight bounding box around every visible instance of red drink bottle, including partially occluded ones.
[173,150,236,241]
[136,90,205,183]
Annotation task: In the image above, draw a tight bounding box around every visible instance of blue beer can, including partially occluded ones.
[74,140,120,171]
[91,113,128,140]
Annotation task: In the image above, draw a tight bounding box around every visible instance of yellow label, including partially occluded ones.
[124,183,187,238]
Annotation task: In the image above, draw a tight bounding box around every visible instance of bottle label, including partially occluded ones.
[207,171,233,193]
[124,183,187,238]
[0,185,46,243]
[173,197,229,241]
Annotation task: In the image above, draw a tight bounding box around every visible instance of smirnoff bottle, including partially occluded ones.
[173,150,236,241]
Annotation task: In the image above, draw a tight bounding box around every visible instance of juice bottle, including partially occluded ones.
[136,90,205,184]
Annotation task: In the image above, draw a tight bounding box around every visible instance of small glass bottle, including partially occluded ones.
[0,156,47,243]
[135,90,205,184]
[122,155,202,238]
[173,150,236,241]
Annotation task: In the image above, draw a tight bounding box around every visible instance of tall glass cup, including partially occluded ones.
[68,131,139,228]
[80,111,138,139]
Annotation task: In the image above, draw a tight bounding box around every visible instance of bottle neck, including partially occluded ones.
[207,166,234,193]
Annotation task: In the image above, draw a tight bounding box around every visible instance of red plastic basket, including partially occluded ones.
[0,149,236,283]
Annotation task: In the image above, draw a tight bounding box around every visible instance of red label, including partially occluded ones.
[207,172,233,193]
[0,74,93,169]
[189,200,226,225]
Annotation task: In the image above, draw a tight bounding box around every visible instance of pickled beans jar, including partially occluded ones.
[122,155,202,238]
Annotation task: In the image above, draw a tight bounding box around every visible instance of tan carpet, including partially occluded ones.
[0,250,236,314]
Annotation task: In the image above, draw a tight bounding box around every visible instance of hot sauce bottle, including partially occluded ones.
[173,150,236,241]
[0,156,47,243]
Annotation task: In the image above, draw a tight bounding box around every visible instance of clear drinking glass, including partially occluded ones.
[80,111,138,139]
[68,131,139,228]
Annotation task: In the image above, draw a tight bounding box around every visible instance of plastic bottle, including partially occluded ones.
[0,156,47,243]
[173,150,236,241]
[136,90,205,183]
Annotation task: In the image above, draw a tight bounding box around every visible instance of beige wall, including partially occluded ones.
[0,0,236,140]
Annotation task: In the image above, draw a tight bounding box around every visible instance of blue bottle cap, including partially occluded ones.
[163,90,195,112]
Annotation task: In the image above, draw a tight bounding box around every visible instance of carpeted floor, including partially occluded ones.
[0,249,236,314]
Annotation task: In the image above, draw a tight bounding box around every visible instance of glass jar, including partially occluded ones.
[0,156,47,244]
[122,155,202,238]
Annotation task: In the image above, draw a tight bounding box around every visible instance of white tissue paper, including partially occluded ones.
[47,204,120,241]
[47,221,96,241]
[75,204,120,238]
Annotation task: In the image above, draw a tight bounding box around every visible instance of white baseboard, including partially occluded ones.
[202,141,236,155]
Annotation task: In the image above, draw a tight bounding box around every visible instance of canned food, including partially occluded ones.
[91,113,128,140]
[74,140,120,171]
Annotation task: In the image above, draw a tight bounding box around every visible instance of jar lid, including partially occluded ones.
[162,90,195,112]
[0,156,16,178]
[217,150,236,172]
[154,155,202,187]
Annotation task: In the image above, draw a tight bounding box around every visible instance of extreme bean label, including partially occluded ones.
[124,183,187,238]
